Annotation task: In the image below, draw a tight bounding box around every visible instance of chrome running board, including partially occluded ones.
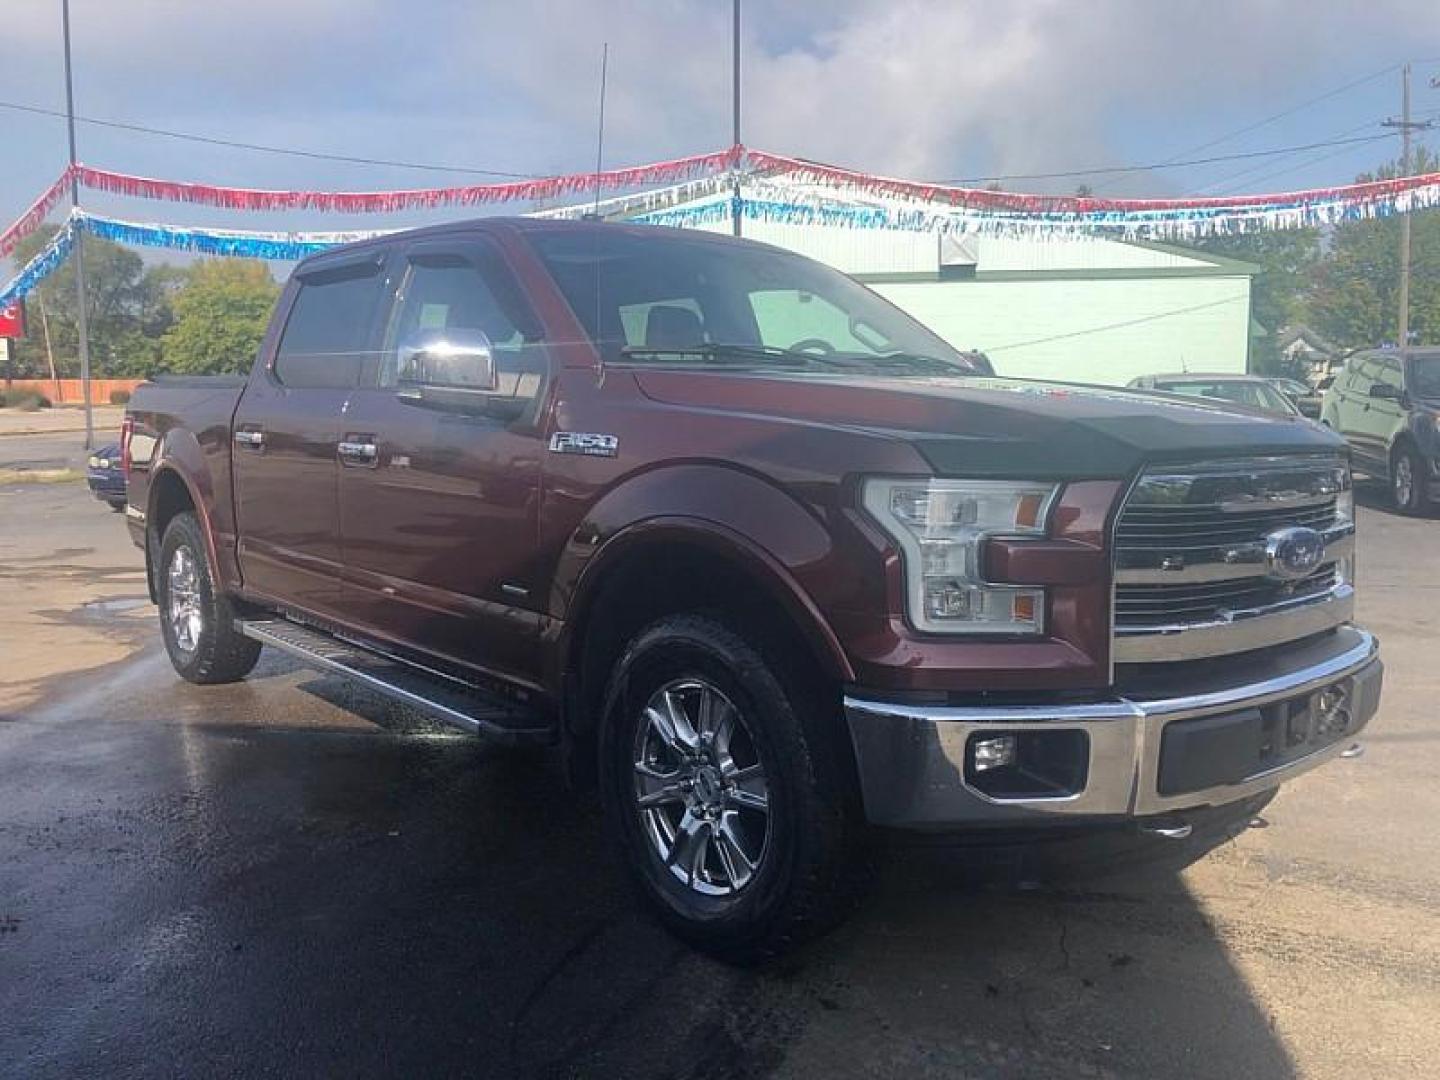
[239,617,552,744]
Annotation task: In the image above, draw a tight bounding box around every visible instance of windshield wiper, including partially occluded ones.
[870,352,974,375]
[618,343,841,368]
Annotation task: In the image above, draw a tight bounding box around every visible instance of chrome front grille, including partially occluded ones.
[1113,455,1355,663]
[1116,562,1339,627]
[1115,499,1337,549]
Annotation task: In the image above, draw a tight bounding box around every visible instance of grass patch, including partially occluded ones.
[0,468,83,485]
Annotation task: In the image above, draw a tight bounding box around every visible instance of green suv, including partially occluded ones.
[1321,348,1440,514]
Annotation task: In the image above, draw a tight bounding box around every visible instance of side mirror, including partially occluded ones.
[1369,382,1401,401]
[394,328,526,419]
[397,328,497,392]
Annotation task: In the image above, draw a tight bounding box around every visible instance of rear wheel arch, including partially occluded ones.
[146,468,198,601]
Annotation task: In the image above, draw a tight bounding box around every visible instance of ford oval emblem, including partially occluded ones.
[1264,526,1326,581]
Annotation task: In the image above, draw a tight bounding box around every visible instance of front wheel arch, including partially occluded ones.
[1390,437,1431,514]
[561,523,853,741]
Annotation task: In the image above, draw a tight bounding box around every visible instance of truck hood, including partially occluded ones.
[633,371,1345,479]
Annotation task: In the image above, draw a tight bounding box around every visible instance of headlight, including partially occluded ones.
[1335,465,1354,525]
[861,478,1059,635]
[87,455,105,469]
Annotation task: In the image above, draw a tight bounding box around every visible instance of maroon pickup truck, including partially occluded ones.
[124,218,1382,957]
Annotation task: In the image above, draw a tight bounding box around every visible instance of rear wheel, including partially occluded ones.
[157,512,262,684]
[1391,445,1431,515]
[599,613,863,961]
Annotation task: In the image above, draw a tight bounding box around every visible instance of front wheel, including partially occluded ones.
[1391,445,1432,515]
[599,613,864,961]
[157,512,262,684]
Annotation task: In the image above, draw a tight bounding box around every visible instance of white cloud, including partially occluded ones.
[3,0,1439,208]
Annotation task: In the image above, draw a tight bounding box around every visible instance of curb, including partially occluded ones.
[0,427,98,438]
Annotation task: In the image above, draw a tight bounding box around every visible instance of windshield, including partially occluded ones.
[528,227,980,376]
[1157,379,1296,415]
[1408,354,1440,399]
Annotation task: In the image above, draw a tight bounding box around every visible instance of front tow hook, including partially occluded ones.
[1139,818,1194,840]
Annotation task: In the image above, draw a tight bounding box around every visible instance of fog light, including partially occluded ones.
[964,729,1090,799]
[1316,685,1352,737]
[972,734,1017,772]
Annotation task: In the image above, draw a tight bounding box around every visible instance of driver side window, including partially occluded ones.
[378,253,545,405]
[1373,358,1404,394]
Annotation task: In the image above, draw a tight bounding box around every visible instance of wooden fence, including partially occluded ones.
[2,378,146,404]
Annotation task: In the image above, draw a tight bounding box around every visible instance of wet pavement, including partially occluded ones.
[1,480,1438,1079]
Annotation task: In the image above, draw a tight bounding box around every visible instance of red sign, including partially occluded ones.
[0,300,24,339]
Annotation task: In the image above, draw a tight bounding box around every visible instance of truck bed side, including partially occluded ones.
[125,374,248,593]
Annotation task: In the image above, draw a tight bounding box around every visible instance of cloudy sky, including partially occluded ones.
[4,0,1440,253]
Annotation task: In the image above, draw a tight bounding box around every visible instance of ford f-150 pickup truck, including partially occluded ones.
[124,218,1382,957]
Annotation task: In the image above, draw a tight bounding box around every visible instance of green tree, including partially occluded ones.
[1183,228,1323,375]
[161,260,279,374]
[1306,146,1440,349]
[10,225,182,377]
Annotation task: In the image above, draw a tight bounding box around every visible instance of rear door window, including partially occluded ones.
[274,261,385,389]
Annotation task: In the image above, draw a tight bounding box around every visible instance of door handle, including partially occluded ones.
[233,429,264,449]
[337,439,379,466]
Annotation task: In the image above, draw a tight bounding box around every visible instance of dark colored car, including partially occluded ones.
[1321,347,1440,514]
[1268,377,1323,419]
[122,219,1382,958]
[1128,373,1302,418]
[86,443,126,511]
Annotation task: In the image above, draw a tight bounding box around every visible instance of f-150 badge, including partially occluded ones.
[549,432,619,458]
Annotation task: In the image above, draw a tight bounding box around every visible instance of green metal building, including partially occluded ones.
[684,208,1258,386]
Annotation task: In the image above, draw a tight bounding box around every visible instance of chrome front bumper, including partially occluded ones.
[844,627,1381,829]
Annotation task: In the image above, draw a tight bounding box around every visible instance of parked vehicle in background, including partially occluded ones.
[1127,373,1303,418]
[86,443,126,511]
[1268,377,1322,419]
[1320,348,1440,514]
[122,219,1382,958]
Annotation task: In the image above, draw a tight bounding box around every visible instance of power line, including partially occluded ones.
[949,133,1396,186]
[1196,119,1391,194]
[1207,136,1392,196]
[985,295,1248,353]
[1110,63,1402,183]
[0,96,1414,193]
[0,98,543,179]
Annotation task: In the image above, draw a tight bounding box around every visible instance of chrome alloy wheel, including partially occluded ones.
[632,679,771,897]
[1395,454,1415,508]
[167,544,204,654]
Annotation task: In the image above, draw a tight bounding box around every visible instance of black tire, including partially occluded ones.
[598,613,864,961]
[156,511,262,684]
[108,500,126,513]
[1390,444,1431,515]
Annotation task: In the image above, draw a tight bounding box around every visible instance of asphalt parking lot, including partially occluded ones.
[1,439,1437,1079]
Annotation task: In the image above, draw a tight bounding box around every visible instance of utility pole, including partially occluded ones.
[61,0,93,449]
[1383,64,1433,350]
[731,0,742,237]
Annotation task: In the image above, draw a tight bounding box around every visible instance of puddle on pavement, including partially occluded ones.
[80,596,151,617]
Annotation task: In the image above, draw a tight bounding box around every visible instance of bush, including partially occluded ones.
[0,390,51,410]
[20,391,51,410]
[108,388,132,405]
